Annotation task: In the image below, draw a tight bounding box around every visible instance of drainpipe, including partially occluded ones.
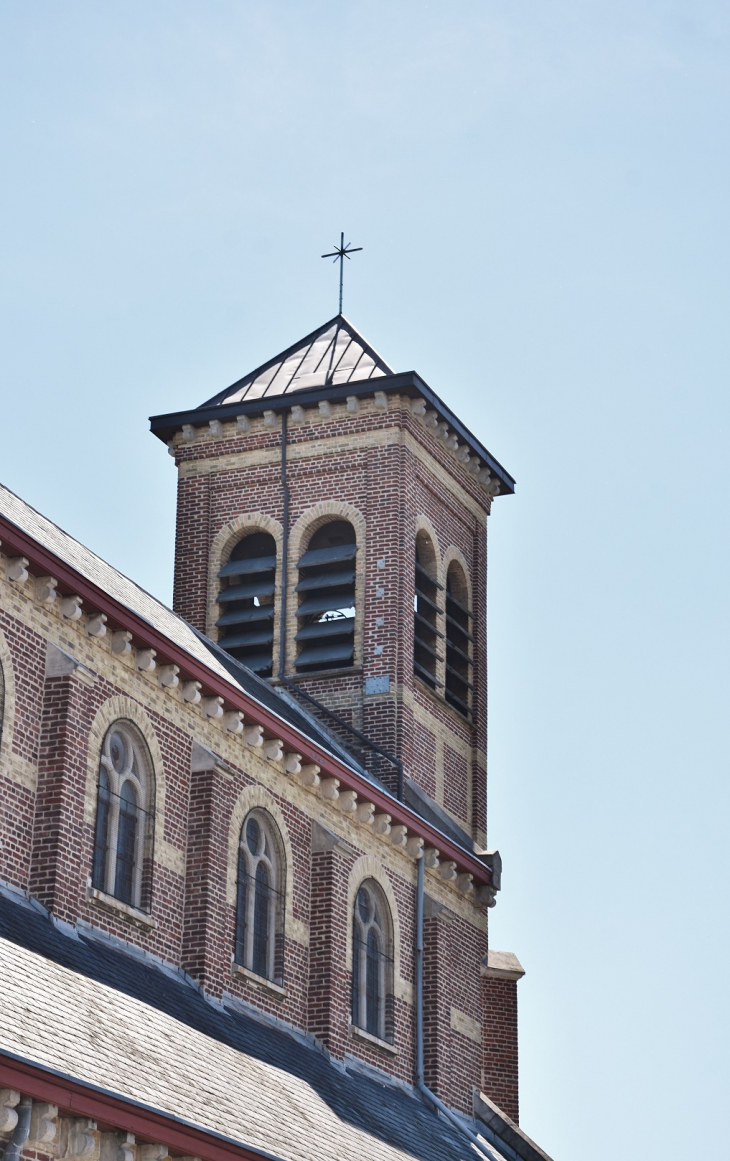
[415,856,501,1161]
[3,1096,32,1161]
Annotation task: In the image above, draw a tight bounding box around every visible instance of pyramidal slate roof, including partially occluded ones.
[200,316,393,407]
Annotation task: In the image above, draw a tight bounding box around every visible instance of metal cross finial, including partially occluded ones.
[321,232,363,314]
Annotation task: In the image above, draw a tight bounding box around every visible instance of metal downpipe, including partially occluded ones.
[3,1097,32,1161]
[414,856,501,1161]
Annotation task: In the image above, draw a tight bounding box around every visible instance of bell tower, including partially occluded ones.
[150,316,514,847]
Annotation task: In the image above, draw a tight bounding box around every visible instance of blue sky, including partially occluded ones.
[1,3,729,1158]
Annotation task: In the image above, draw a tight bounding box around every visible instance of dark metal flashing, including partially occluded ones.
[149,371,516,495]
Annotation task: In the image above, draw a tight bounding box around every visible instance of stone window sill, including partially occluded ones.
[349,1023,398,1055]
[232,962,288,998]
[87,887,157,929]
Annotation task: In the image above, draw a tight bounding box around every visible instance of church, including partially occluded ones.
[0,314,553,1161]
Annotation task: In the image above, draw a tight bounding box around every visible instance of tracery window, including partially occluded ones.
[351,879,394,1042]
[444,561,473,717]
[413,532,443,691]
[216,531,277,676]
[235,809,285,983]
[295,520,357,673]
[91,722,154,910]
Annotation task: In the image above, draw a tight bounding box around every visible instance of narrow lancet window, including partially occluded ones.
[91,723,154,910]
[445,562,473,717]
[235,809,285,984]
[413,533,443,691]
[352,879,393,1042]
[217,532,277,676]
[295,520,357,673]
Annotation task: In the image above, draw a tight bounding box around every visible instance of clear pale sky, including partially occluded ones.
[1,4,728,1158]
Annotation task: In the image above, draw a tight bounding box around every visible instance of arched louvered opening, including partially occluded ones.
[216,531,277,676]
[413,533,443,691]
[295,520,357,673]
[445,562,473,717]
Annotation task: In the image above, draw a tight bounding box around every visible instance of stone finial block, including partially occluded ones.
[439,860,458,882]
[423,847,440,869]
[283,752,302,775]
[236,414,250,433]
[373,813,391,836]
[0,1089,20,1133]
[136,648,157,673]
[355,801,375,825]
[373,391,388,411]
[320,777,340,801]
[86,613,108,638]
[318,400,332,417]
[263,737,284,762]
[35,575,58,603]
[299,763,320,788]
[456,872,474,895]
[28,1102,58,1150]
[158,664,180,689]
[346,395,360,414]
[410,397,427,416]
[7,557,29,582]
[390,824,408,848]
[182,680,202,705]
[111,631,133,656]
[338,789,357,813]
[290,405,306,424]
[244,724,264,748]
[60,595,83,621]
[209,419,223,438]
[223,710,244,733]
[203,695,224,719]
[406,835,425,859]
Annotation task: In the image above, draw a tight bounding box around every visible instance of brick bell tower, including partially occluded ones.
[150,315,514,847]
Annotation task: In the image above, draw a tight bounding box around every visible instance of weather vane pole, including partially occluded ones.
[322,232,363,314]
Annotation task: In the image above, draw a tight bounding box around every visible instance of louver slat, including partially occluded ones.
[218,627,274,648]
[218,580,276,603]
[445,690,471,715]
[446,592,472,618]
[297,542,358,568]
[414,660,438,686]
[294,642,354,669]
[295,619,355,642]
[446,640,472,665]
[445,613,475,643]
[415,589,443,617]
[415,562,444,590]
[445,663,473,691]
[218,554,277,579]
[415,639,443,663]
[216,605,275,627]
[295,569,356,593]
[296,595,355,618]
[414,611,445,639]
[227,651,274,673]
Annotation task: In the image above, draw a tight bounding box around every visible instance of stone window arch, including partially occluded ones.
[414,528,444,691]
[294,518,358,673]
[444,558,473,717]
[216,529,278,677]
[351,877,394,1042]
[235,808,285,983]
[91,721,155,910]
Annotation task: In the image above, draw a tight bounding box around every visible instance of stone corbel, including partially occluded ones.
[318,400,332,418]
[60,595,83,621]
[320,777,340,802]
[346,396,360,414]
[283,752,302,775]
[290,405,306,425]
[0,1089,20,1134]
[410,397,427,417]
[435,421,450,441]
[355,801,375,825]
[475,884,498,909]
[423,847,440,869]
[136,649,157,673]
[59,1117,99,1161]
[86,613,108,638]
[236,414,250,433]
[203,695,224,719]
[373,813,391,836]
[181,424,196,442]
[111,631,133,656]
[438,860,458,882]
[456,445,471,463]
[182,680,202,705]
[209,419,223,438]
[35,576,58,604]
[28,1102,58,1151]
[456,872,474,896]
[139,1145,169,1161]
[299,763,320,788]
[467,457,481,475]
[244,724,264,748]
[390,824,408,849]
[445,433,459,451]
[263,410,277,429]
[406,835,424,859]
[338,789,357,813]
[223,710,244,734]
[263,737,284,762]
[158,664,179,689]
[7,557,29,582]
[373,391,388,411]
[99,1132,134,1161]
[423,410,439,429]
